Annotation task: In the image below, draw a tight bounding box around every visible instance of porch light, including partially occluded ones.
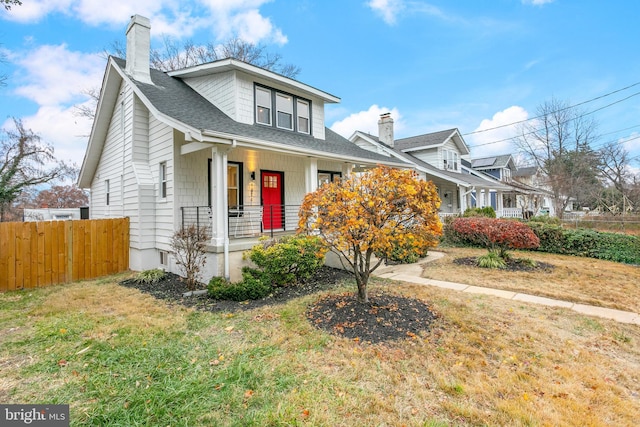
[250,171,256,180]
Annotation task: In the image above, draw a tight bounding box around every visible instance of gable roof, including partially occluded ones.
[79,58,407,187]
[350,131,512,190]
[471,154,515,170]
[394,129,471,155]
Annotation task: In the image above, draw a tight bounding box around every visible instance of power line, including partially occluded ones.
[463,81,640,137]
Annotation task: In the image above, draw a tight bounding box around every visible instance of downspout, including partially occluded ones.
[222,138,238,280]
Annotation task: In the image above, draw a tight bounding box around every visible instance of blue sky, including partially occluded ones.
[1,0,639,172]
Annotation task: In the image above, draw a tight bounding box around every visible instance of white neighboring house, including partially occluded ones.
[78,15,409,281]
[349,114,516,217]
[23,207,88,221]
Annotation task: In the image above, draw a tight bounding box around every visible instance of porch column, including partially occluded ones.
[210,146,228,247]
[342,163,353,178]
[496,190,504,217]
[458,186,467,213]
[304,157,318,194]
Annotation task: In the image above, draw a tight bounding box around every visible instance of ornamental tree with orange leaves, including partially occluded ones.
[298,166,442,303]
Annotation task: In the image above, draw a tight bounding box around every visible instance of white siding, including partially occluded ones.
[148,117,175,250]
[182,72,237,120]
[90,82,129,219]
[411,148,439,168]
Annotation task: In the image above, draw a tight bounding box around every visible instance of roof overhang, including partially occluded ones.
[168,58,340,104]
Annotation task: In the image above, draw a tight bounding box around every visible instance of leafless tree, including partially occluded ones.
[75,35,300,121]
[0,118,74,221]
[514,98,601,218]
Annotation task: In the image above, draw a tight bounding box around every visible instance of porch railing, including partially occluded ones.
[180,204,302,239]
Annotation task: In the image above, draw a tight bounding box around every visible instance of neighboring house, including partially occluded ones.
[23,207,89,222]
[350,114,515,217]
[78,15,408,281]
[511,166,558,216]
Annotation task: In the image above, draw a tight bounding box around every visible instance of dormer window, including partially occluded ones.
[443,150,458,171]
[255,84,311,134]
[256,87,272,126]
[276,93,293,130]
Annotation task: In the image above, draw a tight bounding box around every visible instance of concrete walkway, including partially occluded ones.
[374,252,640,326]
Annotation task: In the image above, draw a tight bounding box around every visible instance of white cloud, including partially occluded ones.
[522,0,555,6]
[3,0,287,46]
[5,44,105,166]
[466,106,529,158]
[330,104,403,139]
[231,9,288,45]
[367,0,404,25]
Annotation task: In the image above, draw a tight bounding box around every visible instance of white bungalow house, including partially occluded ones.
[78,15,409,281]
[349,114,516,217]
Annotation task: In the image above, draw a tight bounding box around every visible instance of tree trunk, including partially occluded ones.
[356,280,368,303]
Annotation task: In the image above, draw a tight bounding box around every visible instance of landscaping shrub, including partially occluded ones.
[133,268,165,284]
[449,217,540,258]
[378,234,429,264]
[463,206,496,218]
[171,225,209,291]
[477,251,506,269]
[207,270,272,301]
[527,215,561,225]
[528,222,640,264]
[244,235,327,287]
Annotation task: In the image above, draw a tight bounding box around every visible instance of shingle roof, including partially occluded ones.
[112,57,400,164]
[394,129,457,151]
[471,154,514,169]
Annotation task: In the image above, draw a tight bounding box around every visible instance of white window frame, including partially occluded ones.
[444,150,458,171]
[276,93,294,130]
[227,163,241,209]
[160,162,167,199]
[105,179,110,206]
[256,87,272,125]
[297,99,310,134]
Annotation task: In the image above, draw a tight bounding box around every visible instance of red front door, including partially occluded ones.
[261,171,283,230]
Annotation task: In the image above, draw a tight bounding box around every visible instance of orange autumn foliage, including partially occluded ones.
[298,166,442,302]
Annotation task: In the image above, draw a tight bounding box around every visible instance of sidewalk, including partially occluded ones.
[374,252,640,326]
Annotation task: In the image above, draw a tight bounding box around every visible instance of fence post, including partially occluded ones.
[66,220,73,283]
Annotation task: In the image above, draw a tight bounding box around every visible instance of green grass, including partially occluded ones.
[1,274,639,426]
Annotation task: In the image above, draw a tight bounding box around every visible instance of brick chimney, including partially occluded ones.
[125,15,152,84]
[378,112,394,147]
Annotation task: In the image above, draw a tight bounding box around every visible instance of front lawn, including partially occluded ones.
[0,261,639,426]
[422,246,640,314]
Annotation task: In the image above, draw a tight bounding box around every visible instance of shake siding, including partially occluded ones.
[411,148,439,169]
[236,73,254,125]
[182,73,237,120]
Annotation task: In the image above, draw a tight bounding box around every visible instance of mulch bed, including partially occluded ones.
[306,292,437,344]
[119,267,351,313]
[119,266,438,343]
[453,256,555,272]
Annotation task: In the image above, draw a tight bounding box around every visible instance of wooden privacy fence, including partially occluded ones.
[0,218,129,292]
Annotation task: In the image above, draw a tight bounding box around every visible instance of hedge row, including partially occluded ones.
[443,219,640,265]
[527,223,640,265]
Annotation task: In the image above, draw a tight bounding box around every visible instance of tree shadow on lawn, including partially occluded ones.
[119,266,438,344]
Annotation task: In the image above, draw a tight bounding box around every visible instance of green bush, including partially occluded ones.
[528,223,640,264]
[463,206,496,218]
[477,251,506,269]
[379,235,428,264]
[207,272,271,301]
[527,215,561,225]
[134,268,166,284]
[244,235,327,287]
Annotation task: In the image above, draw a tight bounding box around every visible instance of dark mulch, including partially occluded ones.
[119,267,351,313]
[453,256,555,272]
[306,291,437,344]
[119,266,438,343]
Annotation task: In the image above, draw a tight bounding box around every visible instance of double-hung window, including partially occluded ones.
[160,162,167,198]
[105,179,110,205]
[297,99,310,134]
[443,150,458,171]
[256,87,272,125]
[255,85,311,134]
[276,93,293,130]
